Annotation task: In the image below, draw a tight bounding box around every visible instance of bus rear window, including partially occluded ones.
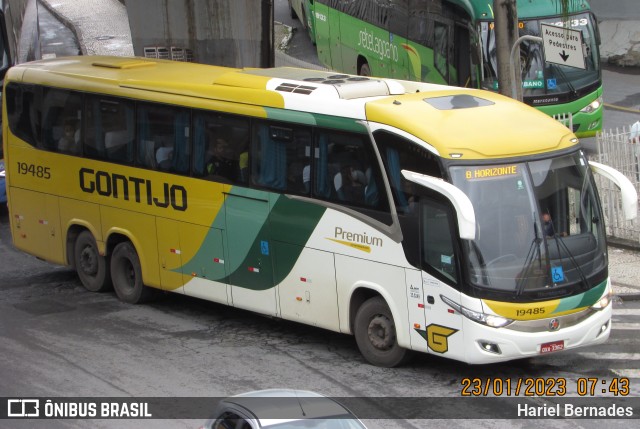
[5,83,42,147]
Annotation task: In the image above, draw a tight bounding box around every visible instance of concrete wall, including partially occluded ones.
[588,0,640,66]
[126,0,273,68]
[588,0,639,21]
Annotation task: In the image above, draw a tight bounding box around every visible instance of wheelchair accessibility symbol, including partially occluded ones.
[551,266,564,283]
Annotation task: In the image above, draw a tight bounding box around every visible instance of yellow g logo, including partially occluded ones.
[417,324,458,354]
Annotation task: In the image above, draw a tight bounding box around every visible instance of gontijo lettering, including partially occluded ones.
[465,165,518,180]
[79,168,187,211]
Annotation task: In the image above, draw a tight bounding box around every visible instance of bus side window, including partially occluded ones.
[408,1,433,47]
[434,20,450,82]
[137,103,190,173]
[193,111,249,184]
[314,129,388,212]
[5,83,42,148]
[422,200,459,285]
[251,121,310,195]
[85,95,134,163]
[374,130,443,213]
[41,88,83,153]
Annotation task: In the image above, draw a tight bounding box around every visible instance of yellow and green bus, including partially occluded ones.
[3,56,636,366]
[305,0,604,137]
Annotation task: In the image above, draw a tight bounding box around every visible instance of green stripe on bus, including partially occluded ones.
[179,191,326,290]
[552,279,607,314]
[265,107,366,133]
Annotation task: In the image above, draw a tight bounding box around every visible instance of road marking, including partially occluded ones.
[604,102,640,114]
[578,352,640,360]
[611,322,640,330]
[612,309,640,315]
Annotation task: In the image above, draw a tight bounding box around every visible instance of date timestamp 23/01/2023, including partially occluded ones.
[461,377,630,397]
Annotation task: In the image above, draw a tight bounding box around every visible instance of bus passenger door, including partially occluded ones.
[419,199,465,360]
[225,189,277,316]
[454,24,473,87]
[433,19,453,84]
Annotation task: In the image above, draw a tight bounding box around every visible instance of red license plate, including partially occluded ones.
[540,340,564,354]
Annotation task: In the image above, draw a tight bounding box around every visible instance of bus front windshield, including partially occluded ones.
[449,152,607,300]
[480,13,600,101]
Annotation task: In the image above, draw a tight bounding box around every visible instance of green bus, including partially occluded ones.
[303,0,603,137]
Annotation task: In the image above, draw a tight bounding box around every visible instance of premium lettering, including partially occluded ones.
[334,226,383,247]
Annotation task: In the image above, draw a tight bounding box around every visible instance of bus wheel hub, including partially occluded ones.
[368,315,393,350]
[80,248,98,275]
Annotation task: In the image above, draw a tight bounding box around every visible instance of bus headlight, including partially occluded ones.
[440,295,513,328]
[580,96,603,114]
[591,291,612,311]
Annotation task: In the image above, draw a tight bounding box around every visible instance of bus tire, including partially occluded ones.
[110,241,153,304]
[354,296,411,367]
[359,62,371,77]
[74,230,112,292]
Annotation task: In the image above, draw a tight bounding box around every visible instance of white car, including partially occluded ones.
[201,389,367,429]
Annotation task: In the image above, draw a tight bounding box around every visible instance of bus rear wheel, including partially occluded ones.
[110,241,153,304]
[74,230,112,292]
[354,296,411,367]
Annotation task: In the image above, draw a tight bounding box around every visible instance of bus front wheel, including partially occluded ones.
[74,230,112,292]
[354,296,411,367]
[110,241,153,304]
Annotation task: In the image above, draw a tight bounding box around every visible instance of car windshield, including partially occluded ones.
[449,152,607,299]
[480,13,600,100]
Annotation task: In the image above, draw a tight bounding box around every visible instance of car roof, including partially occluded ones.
[214,389,359,427]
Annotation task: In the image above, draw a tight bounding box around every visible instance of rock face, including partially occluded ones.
[599,20,640,67]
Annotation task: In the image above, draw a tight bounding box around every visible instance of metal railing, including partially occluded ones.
[595,124,640,244]
[553,112,573,132]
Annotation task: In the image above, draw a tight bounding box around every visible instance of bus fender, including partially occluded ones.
[346,281,411,350]
[65,221,105,262]
[104,227,159,289]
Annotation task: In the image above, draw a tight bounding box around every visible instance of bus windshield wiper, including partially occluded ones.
[550,63,577,96]
[549,223,590,291]
[516,215,544,296]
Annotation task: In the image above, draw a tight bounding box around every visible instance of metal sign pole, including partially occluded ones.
[510,35,543,100]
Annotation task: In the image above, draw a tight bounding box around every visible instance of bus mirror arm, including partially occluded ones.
[401,170,476,240]
[589,161,638,221]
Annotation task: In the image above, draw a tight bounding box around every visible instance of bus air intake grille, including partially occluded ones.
[275,83,317,95]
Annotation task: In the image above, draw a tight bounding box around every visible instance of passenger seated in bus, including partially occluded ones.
[205,130,236,181]
[334,163,367,203]
[156,141,174,170]
[57,118,79,153]
[302,164,311,193]
[238,139,249,183]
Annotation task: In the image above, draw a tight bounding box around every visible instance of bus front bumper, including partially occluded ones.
[461,304,612,364]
